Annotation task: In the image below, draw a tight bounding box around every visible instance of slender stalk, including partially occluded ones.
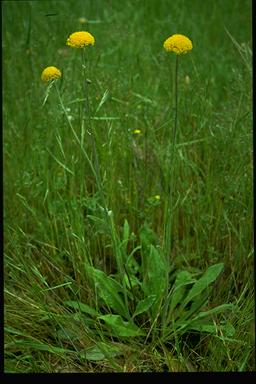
[81,49,101,188]
[162,55,179,332]
[54,83,99,184]
[164,54,179,261]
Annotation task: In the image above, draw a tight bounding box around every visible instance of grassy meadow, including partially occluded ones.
[3,0,254,372]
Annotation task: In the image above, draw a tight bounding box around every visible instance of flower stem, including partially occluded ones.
[162,55,179,333]
[81,49,101,187]
[164,55,179,260]
[54,83,98,183]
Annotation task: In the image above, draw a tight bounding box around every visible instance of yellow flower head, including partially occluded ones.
[66,31,95,48]
[163,34,193,55]
[133,129,141,135]
[154,195,161,200]
[41,66,61,82]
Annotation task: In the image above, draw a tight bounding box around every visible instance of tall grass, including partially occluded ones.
[4,0,253,372]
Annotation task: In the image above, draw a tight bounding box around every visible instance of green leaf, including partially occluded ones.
[194,303,235,320]
[83,342,123,361]
[121,219,130,255]
[73,313,95,328]
[188,322,218,334]
[98,314,145,337]
[124,274,141,288]
[133,295,156,318]
[86,266,129,319]
[84,347,106,361]
[182,263,224,308]
[64,300,99,317]
[142,245,168,318]
[140,225,158,248]
[126,246,141,272]
[123,219,130,244]
[94,89,110,114]
[187,320,236,337]
[42,80,55,107]
[168,271,196,314]
[181,288,212,322]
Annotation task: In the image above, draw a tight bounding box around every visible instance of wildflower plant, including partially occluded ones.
[5,1,252,372]
[65,31,98,170]
[39,29,235,359]
[162,33,193,260]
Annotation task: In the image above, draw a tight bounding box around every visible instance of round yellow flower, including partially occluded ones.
[41,66,62,82]
[163,34,193,55]
[133,129,141,135]
[66,31,95,48]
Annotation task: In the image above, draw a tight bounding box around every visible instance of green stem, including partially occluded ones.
[164,54,179,260]
[81,49,101,186]
[162,55,179,331]
[54,83,99,184]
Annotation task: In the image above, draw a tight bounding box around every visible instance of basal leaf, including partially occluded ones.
[194,303,235,320]
[98,314,145,337]
[125,246,141,272]
[181,288,211,322]
[122,219,130,254]
[64,300,99,317]
[84,342,123,361]
[84,347,105,361]
[182,263,224,308]
[133,295,156,318]
[86,266,129,319]
[168,271,196,314]
[187,320,236,337]
[139,225,158,248]
[124,274,141,289]
[142,245,168,318]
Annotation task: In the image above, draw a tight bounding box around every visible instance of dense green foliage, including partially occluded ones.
[4,0,253,372]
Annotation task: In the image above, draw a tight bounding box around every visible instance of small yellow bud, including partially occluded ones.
[185,75,190,85]
[78,17,87,24]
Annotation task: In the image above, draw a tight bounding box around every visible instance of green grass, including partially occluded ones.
[3,0,254,372]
